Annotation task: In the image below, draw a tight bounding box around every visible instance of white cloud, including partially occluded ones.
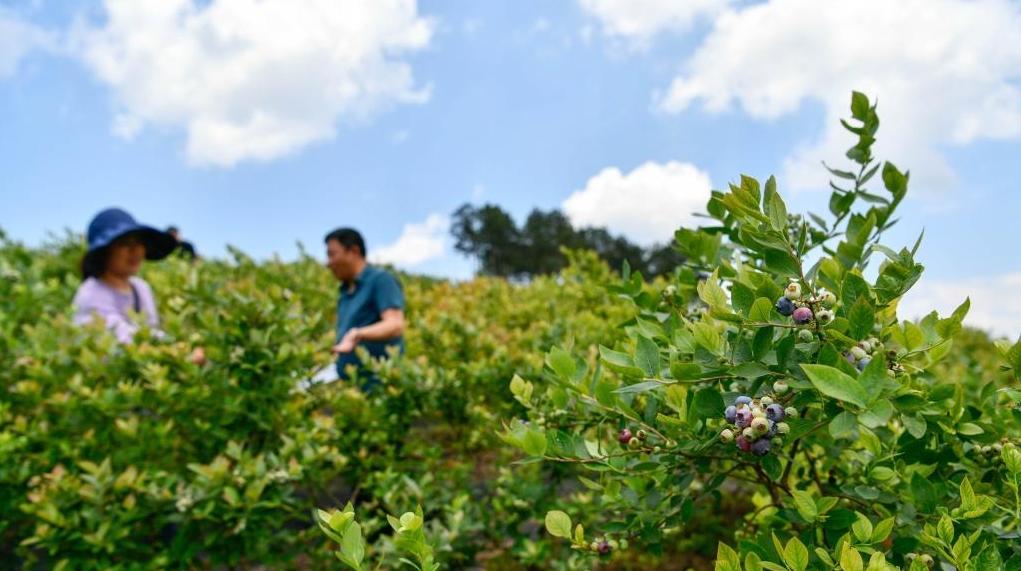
[562,161,712,246]
[656,0,1021,193]
[0,7,53,78]
[579,0,730,49]
[371,213,448,267]
[898,271,1021,339]
[74,0,433,167]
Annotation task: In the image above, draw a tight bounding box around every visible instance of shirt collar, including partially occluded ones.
[342,265,372,290]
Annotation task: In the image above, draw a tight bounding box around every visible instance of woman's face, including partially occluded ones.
[106,233,147,277]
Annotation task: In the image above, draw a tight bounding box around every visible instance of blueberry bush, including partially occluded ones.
[502,93,1021,569]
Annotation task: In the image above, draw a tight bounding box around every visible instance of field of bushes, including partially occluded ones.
[2,93,1021,570]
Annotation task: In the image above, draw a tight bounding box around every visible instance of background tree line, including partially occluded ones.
[450,203,684,279]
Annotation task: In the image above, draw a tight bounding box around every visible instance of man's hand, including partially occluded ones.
[331,328,361,355]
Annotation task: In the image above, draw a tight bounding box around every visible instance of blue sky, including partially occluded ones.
[2,0,1020,336]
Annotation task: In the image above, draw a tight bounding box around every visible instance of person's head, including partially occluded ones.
[80,208,176,281]
[167,226,180,241]
[324,228,366,282]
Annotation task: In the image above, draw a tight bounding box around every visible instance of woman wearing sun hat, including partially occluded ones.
[73,208,204,363]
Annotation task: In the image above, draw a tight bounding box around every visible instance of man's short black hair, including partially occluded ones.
[167,226,179,234]
[325,228,366,258]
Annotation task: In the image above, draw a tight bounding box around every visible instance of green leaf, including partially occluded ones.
[714,542,742,571]
[340,522,364,570]
[829,411,858,440]
[750,297,775,322]
[698,270,731,312]
[937,514,955,544]
[689,387,725,424]
[911,473,937,513]
[546,346,576,381]
[840,544,864,571]
[850,91,870,120]
[957,422,983,436]
[522,428,547,457]
[761,454,783,481]
[614,380,667,395]
[851,513,873,543]
[764,176,788,232]
[791,489,818,522]
[847,298,875,341]
[903,414,926,439]
[783,537,809,571]
[871,517,895,543]
[544,511,572,539]
[802,364,868,408]
[635,336,661,377]
[599,345,644,377]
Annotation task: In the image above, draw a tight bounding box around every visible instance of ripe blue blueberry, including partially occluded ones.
[735,395,752,406]
[724,405,737,423]
[766,404,785,422]
[775,296,796,316]
[751,439,772,456]
[856,357,871,371]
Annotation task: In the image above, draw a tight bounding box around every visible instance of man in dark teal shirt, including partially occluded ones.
[324,228,405,386]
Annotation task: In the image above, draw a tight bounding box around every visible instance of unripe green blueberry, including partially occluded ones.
[771,437,783,447]
[784,407,798,419]
[636,429,647,440]
[776,422,790,435]
[720,429,735,443]
[858,340,872,353]
[993,442,1003,452]
[816,309,834,325]
[905,553,917,562]
[850,346,868,360]
[742,427,755,439]
[619,539,629,550]
[752,408,766,419]
[751,417,770,435]
[798,329,814,342]
[760,396,774,406]
[652,446,661,454]
[919,554,934,567]
[785,282,802,300]
[819,290,837,307]
[628,437,641,449]
[773,380,789,395]
[664,285,678,297]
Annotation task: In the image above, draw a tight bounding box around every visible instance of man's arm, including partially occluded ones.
[352,308,405,342]
[332,309,404,354]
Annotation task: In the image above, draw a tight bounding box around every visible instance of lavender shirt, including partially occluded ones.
[72,277,161,343]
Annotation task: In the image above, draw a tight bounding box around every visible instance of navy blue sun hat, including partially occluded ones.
[86,208,177,260]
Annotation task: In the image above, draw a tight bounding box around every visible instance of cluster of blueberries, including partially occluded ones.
[774,281,835,326]
[720,381,798,456]
[844,337,884,371]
